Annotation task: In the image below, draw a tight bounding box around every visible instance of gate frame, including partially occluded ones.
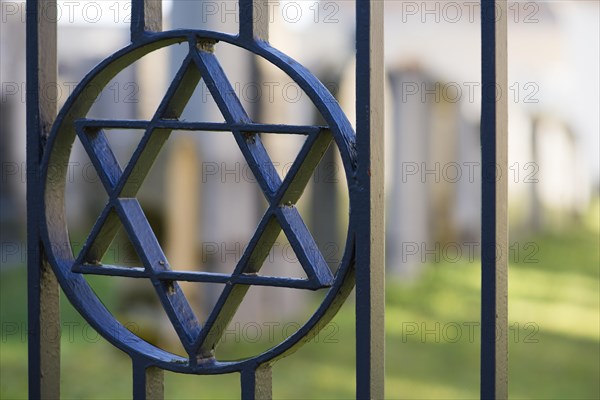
[27,0,507,399]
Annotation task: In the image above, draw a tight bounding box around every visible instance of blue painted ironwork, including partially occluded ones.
[41,29,357,369]
[481,1,508,398]
[28,0,507,398]
[31,0,365,397]
[355,1,385,397]
[26,2,48,398]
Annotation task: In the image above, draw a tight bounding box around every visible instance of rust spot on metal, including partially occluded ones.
[196,39,216,53]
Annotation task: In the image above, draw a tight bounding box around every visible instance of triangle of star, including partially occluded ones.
[71,41,336,358]
[76,43,333,289]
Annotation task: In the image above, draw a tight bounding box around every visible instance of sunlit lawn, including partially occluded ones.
[2,211,598,399]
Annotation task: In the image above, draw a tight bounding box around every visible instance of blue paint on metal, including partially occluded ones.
[37,29,357,377]
[481,1,504,398]
[26,0,43,397]
[76,118,325,135]
[355,1,379,397]
[130,0,146,42]
[28,0,509,397]
[77,128,123,191]
[238,0,260,44]
[115,198,201,353]
[30,1,389,398]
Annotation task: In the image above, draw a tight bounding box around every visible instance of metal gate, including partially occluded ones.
[26,0,507,398]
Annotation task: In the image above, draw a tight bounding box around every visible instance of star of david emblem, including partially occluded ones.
[70,41,336,359]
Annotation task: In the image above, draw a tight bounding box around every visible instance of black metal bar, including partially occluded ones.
[480,1,497,390]
[27,0,60,397]
[75,264,322,289]
[130,0,144,41]
[355,0,371,393]
[132,359,164,399]
[480,0,508,398]
[239,0,254,42]
[241,365,272,400]
[238,0,268,43]
[76,118,325,135]
[355,0,385,398]
[26,2,41,396]
[131,0,162,43]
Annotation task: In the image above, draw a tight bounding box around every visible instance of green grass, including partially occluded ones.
[2,215,598,399]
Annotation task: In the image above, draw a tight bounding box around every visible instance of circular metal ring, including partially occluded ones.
[40,31,357,374]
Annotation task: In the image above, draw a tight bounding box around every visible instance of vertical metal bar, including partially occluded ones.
[238,3,272,397]
[480,0,508,398]
[132,360,164,400]
[239,0,269,42]
[27,1,60,398]
[130,2,166,397]
[355,0,385,398]
[131,0,162,42]
[241,365,272,400]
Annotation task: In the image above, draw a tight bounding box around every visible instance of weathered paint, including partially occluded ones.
[28,0,391,399]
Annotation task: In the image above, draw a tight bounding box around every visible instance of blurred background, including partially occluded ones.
[1,0,599,398]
